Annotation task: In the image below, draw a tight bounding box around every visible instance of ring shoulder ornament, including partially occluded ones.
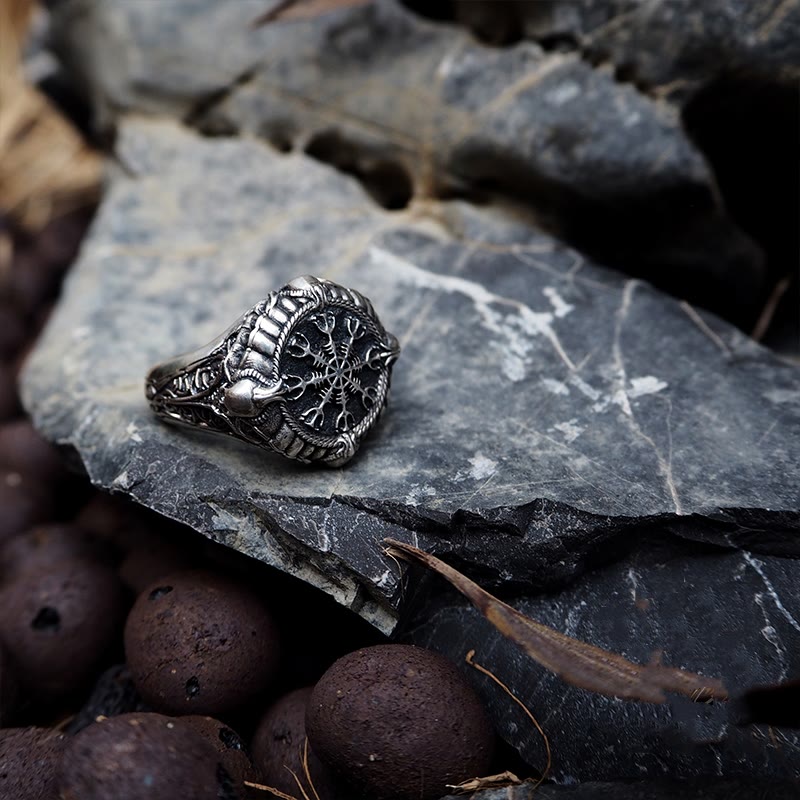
[145,276,400,467]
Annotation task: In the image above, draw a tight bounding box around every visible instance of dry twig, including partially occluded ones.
[384,539,728,704]
[466,650,551,789]
[0,0,101,230]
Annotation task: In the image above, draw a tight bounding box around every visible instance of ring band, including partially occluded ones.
[145,275,400,466]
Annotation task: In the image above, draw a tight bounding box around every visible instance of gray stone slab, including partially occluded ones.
[404,538,800,781]
[446,0,799,96]
[583,0,800,93]
[21,118,800,639]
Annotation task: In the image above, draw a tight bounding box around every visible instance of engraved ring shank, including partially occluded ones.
[145,276,400,467]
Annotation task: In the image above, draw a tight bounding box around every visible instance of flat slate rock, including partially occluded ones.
[34,2,800,787]
[22,116,800,620]
[583,0,800,94]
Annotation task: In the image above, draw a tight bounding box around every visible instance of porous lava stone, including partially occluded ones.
[252,687,337,800]
[124,570,280,715]
[58,713,240,800]
[0,642,19,726]
[0,559,126,698]
[0,523,117,581]
[178,715,257,789]
[0,472,54,544]
[0,727,66,800]
[306,644,494,800]
[75,492,147,548]
[0,420,69,484]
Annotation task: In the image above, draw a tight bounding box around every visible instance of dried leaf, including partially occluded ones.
[253,0,372,27]
[447,770,522,793]
[384,539,728,704]
[0,0,101,230]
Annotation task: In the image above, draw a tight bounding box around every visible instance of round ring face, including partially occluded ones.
[145,275,400,466]
[279,305,388,440]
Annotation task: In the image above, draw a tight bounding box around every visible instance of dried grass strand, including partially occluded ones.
[0,0,101,230]
[466,649,551,789]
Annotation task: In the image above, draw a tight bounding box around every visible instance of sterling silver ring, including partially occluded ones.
[145,276,400,467]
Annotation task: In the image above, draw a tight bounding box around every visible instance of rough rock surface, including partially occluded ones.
[582,0,800,93]
[444,779,800,800]
[49,0,769,324]
[445,0,800,94]
[22,116,800,629]
[403,536,800,781]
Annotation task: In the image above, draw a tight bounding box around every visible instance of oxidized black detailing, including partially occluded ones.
[145,276,399,466]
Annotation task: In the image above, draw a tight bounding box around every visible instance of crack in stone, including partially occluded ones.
[370,245,577,373]
[612,280,683,515]
[753,591,789,680]
[743,551,800,635]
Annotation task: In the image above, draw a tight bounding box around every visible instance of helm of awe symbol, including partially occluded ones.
[147,275,400,466]
[282,309,384,435]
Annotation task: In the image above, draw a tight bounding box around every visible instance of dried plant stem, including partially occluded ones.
[385,539,728,704]
[302,738,323,800]
[466,649,551,788]
[244,781,299,799]
[752,275,792,342]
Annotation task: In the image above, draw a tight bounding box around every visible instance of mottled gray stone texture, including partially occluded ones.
[23,117,799,616]
[448,0,799,92]
[404,536,800,781]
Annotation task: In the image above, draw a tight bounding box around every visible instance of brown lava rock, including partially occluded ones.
[119,535,197,594]
[0,523,117,581]
[0,472,54,544]
[179,715,258,789]
[58,712,240,800]
[252,687,337,800]
[0,726,66,800]
[0,305,26,361]
[124,570,280,716]
[0,559,126,698]
[75,492,146,547]
[0,362,20,421]
[0,642,19,726]
[0,420,69,484]
[306,644,494,800]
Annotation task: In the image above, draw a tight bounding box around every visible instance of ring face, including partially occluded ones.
[145,276,400,466]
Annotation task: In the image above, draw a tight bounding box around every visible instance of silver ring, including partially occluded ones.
[145,275,400,467]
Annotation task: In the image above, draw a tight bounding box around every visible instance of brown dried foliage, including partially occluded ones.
[0,0,101,231]
[384,539,729,704]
